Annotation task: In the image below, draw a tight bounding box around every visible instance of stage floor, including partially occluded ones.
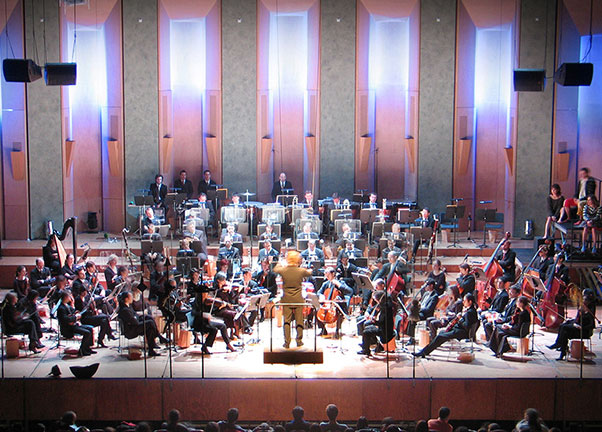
[3,312,600,380]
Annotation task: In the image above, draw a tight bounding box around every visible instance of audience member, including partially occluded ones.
[164,409,189,432]
[285,407,311,432]
[218,408,247,432]
[514,408,548,432]
[428,407,452,432]
[414,420,428,432]
[320,404,347,432]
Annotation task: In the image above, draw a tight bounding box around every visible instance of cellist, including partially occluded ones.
[317,267,353,339]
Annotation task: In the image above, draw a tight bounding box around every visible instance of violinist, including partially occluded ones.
[357,279,386,336]
[17,290,44,347]
[104,254,119,293]
[357,289,395,356]
[317,267,353,339]
[301,239,325,267]
[495,241,516,290]
[57,290,95,356]
[84,261,101,293]
[426,259,447,296]
[548,289,597,361]
[337,240,363,264]
[273,251,313,348]
[454,263,475,296]
[406,279,439,345]
[336,255,358,294]
[30,258,54,297]
[211,272,247,339]
[13,265,30,299]
[531,246,553,280]
[381,239,401,260]
[258,239,279,264]
[253,258,279,299]
[488,295,531,357]
[74,286,115,348]
[239,268,262,326]
[186,268,205,298]
[118,291,166,357]
[426,286,463,339]
[413,293,478,358]
[2,292,43,353]
[482,285,520,341]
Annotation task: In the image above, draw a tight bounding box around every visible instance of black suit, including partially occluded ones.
[496,249,516,283]
[407,291,439,337]
[483,297,517,341]
[198,178,217,196]
[174,179,193,199]
[335,262,358,293]
[118,304,160,349]
[360,297,395,353]
[456,273,476,296]
[552,305,596,357]
[253,269,278,298]
[74,295,113,343]
[30,267,53,297]
[271,180,293,202]
[1,302,39,347]
[57,302,93,353]
[488,309,531,355]
[149,182,168,207]
[419,306,478,356]
[258,247,279,264]
[301,247,325,266]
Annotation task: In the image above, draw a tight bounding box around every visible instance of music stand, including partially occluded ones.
[475,208,496,249]
[445,205,465,248]
[134,195,155,206]
[175,256,200,275]
[248,293,270,344]
[141,240,164,255]
[277,194,297,206]
[352,272,373,291]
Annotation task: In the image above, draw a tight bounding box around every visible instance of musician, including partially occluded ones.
[70,267,88,298]
[173,169,193,200]
[558,167,596,223]
[160,278,190,328]
[297,222,319,240]
[150,260,168,302]
[74,287,115,348]
[302,191,319,215]
[229,193,246,208]
[84,261,100,288]
[142,207,162,240]
[496,241,516,289]
[259,222,279,241]
[61,254,77,282]
[1,292,43,353]
[357,278,385,336]
[545,253,570,286]
[182,220,205,241]
[218,236,240,261]
[547,289,596,361]
[336,223,360,248]
[30,258,54,297]
[411,208,435,260]
[301,239,325,266]
[149,174,168,209]
[212,272,250,339]
[455,263,475,296]
[254,258,278,299]
[337,240,363,264]
[220,224,243,243]
[426,259,447,296]
[178,236,208,267]
[357,289,395,356]
[483,283,509,314]
[57,290,95,356]
[335,255,358,293]
[381,239,401,260]
[363,192,378,209]
[375,251,410,288]
[42,235,61,275]
[104,254,119,293]
[17,290,44,347]
[271,172,293,202]
[580,195,601,253]
[197,192,215,219]
[118,291,166,357]
[544,184,564,238]
[274,251,312,348]
[13,265,30,299]
[406,279,439,345]
[370,258,385,280]
[198,169,217,196]
[317,267,353,339]
[413,293,478,358]
[488,295,531,357]
[482,285,520,341]
[239,268,262,326]
[388,223,403,241]
[426,286,463,339]
[532,246,553,279]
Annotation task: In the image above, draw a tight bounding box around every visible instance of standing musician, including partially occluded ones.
[273,251,312,348]
[495,241,516,290]
[174,169,193,200]
[198,169,217,196]
[254,258,279,300]
[335,255,358,294]
[2,292,43,353]
[426,286,463,339]
[271,172,293,202]
[357,289,395,356]
[413,293,478,358]
[142,207,162,240]
[301,239,325,266]
[13,265,30,299]
[149,174,168,210]
[545,253,570,286]
[532,246,553,279]
[118,291,166,357]
[74,286,115,348]
[482,284,520,341]
[337,240,363,264]
[218,236,240,261]
[454,263,476,296]
[548,289,597,361]
[488,295,531,357]
[411,208,435,261]
[57,291,95,356]
[259,222,279,241]
[317,267,353,339]
[406,279,439,345]
[363,192,378,209]
[381,239,401,260]
[61,254,78,282]
[298,222,319,240]
[258,239,279,264]
[30,258,54,297]
[425,259,447,296]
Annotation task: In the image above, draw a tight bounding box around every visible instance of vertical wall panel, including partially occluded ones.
[223,0,256,196]
[515,0,555,237]
[320,0,356,198]
[123,0,159,229]
[418,0,456,214]
[26,0,62,239]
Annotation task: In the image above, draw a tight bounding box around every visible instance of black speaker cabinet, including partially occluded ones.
[3,59,42,82]
[513,69,546,92]
[44,63,77,86]
[554,63,593,86]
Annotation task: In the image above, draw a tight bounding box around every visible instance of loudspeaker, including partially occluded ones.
[513,69,546,92]
[554,63,593,86]
[3,59,42,82]
[44,63,77,85]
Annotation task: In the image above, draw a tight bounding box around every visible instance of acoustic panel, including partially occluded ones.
[64,140,76,177]
[261,138,272,173]
[504,146,514,175]
[10,150,26,181]
[358,136,371,173]
[456,139,471,175]
[556,152,570,182]
[305,135,316,172]
[161,137,173,173]
[107,140,122,177]
[205,136,219,173]
[404,138,416,173]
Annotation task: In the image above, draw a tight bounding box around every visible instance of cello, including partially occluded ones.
[476,232,510,310]
[536,253,565,329]
[316,280,341,325]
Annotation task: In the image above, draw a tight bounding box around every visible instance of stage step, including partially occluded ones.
[263,346,324,364]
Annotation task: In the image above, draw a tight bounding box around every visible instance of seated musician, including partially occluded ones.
[357,289,395,356]
[426,259,447,296]
[259,222,279,241]
[363,192,378,209]
[42,235,61,275]
[532,246,553,280]
[220,224,243,243]
[302,191,319,215]
[454,263,476,296]
[370,258,385,280]
[258,239,279,264]
[411,208,435,261]
[481,282,509,316]
[253,258,278,299]
[173,169,193,200]
[149,173,167,210]
[381,239,401,260]
[301,239,325,267]
[70,267,89,298]
[357,278,385,335]
[317,267,353,339]
[406,279,440,345]
[186,268,204,298]
[57,290,95,356]
[118,291,167,357]
[413,293,478,358]
[13,265,30,299]
[104,254,119,293]
[580,195,601,253]
[240,268,263,327]
[336,223,360,248]
[336,255,358,294]
[298,221,319,240]
[17,290,44,347]
[272,172,293,202]
[548,289,597,361]
[1,292,43,353]
[142,207,162,240]
[30,258,54,297]
[73,284,115,348]
[197,192,215,219]
[558,167,596,224]
[496,240,516,290]
[212,272,250,339]
[84,261,101,292]
[488,295,531,357]
[337,240,363,264]
[150,260,168,302]
[482,285,519,341]
[182,220,205,241]
[177,237,208,268]
[544,184,564,238]
[218,236,240,262]
[159,278,190,328]
[388,223,403,240]
[131,280,148,313]
[61,254,77,282]
[229,193,246,208]
[426,286,463,339]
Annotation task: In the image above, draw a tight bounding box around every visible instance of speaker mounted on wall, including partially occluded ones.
[44,63,77,86]
[3,59,42,82]
[513,69,546,92]
[554,63,593,86]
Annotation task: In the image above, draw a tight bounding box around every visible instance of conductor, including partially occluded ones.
[273,250,312,348]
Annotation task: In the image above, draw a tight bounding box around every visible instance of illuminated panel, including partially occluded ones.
[170,19,206,92]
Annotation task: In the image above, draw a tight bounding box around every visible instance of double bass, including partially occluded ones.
[536,254,565,329]
[476,232,510,310]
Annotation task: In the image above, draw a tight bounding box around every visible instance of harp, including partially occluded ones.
[49,217,78,267]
